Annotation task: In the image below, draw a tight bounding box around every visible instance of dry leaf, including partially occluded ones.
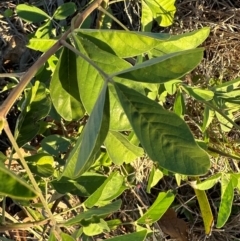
[158,208,189,241]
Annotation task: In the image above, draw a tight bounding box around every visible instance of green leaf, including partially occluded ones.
[93,152,112,169]
[34,20,53,39]
[164,79,181,95]
[144,0,176,27]
[51,173,107,196]
[53,2,76,20]
[16,4,50,23]
[173,90,185,117]
[4,9,13,18]
[83,218,110,236]
[73,228,84,240]
[60,233,75,241]
[64,200,121,226]
[102,230,147,241]
[15,81,51,147]
[107,219,122,230]
[230,173,240,189]
[73,36,134,130]
[24,154,54,177]
[108,84,132,130]
[84,172,124,208]
[114,82,210,175]
[0,152,7,162]
[181,85,214,101]
[137,191,174,224]
[217,174,234,228]
[0,163,37,200]
[27,39,57,52]
[152,27,210,56]
[61,83,109,179]
[215,88,240,101]
[216,111,233,132]
[0,118,5,134]
[50,46,85,121]
[101,6,113,29]
[60,133,83,179]
[146,167,163,193]
[193,182,214,235]
[113,49,204,83]
[104,131,144,165]
[141,1,153,31]
[202,106,215,132]
[214,77,240,92]
[74,30,168,58]
[74,83,109,177]
[48,232,57,241]
[40,135,71,156]
[192,174,221,190]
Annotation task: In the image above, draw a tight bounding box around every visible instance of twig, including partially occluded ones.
[0,218,50,232]
[3,121,54,221]
[0,0,104,118]
[0,72,25,78]
[98,5,129,31]
[0,0,104,238]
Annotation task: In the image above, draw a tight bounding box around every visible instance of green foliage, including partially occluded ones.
[50,46,85,121]
[114,82,209,175]
[2,0,240,240]
[16,4,50,23]
[15,81,51,147]
[53,3,76,20]
[105,131,144,165]
[64,200,122,226]
[104,230,148,241]
[52,173,107,196]
[0,118,4,134]
[137,191,174,224]
[25,154,55,177]
[191,178,214,235]
[142,0,176,30]
[0,163,37,200]
[114,48,204,83]
[193,173,239,229]
[147,167,163,193]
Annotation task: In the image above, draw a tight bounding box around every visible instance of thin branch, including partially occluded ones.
[0,72,25,78]
[98,5,129,31]
[207,146,240,161]
[0,0,104,238]
[3,122,54,222]
[0,0,104,118]
[0,218,50,232]
[201,99,240,131]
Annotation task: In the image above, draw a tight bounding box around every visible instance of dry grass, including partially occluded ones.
[1,0,240,241]
[175,0,240,81]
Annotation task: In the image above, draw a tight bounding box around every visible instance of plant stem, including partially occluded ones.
[202,100,240,131]
[207,146,240,161]
[3,122,56,226]
[0,0,104,118]
[0,218,50,232]
[98,5,129,31]
[0,72,25,78]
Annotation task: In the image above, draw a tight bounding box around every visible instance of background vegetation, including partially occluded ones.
[0,0,240,241]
